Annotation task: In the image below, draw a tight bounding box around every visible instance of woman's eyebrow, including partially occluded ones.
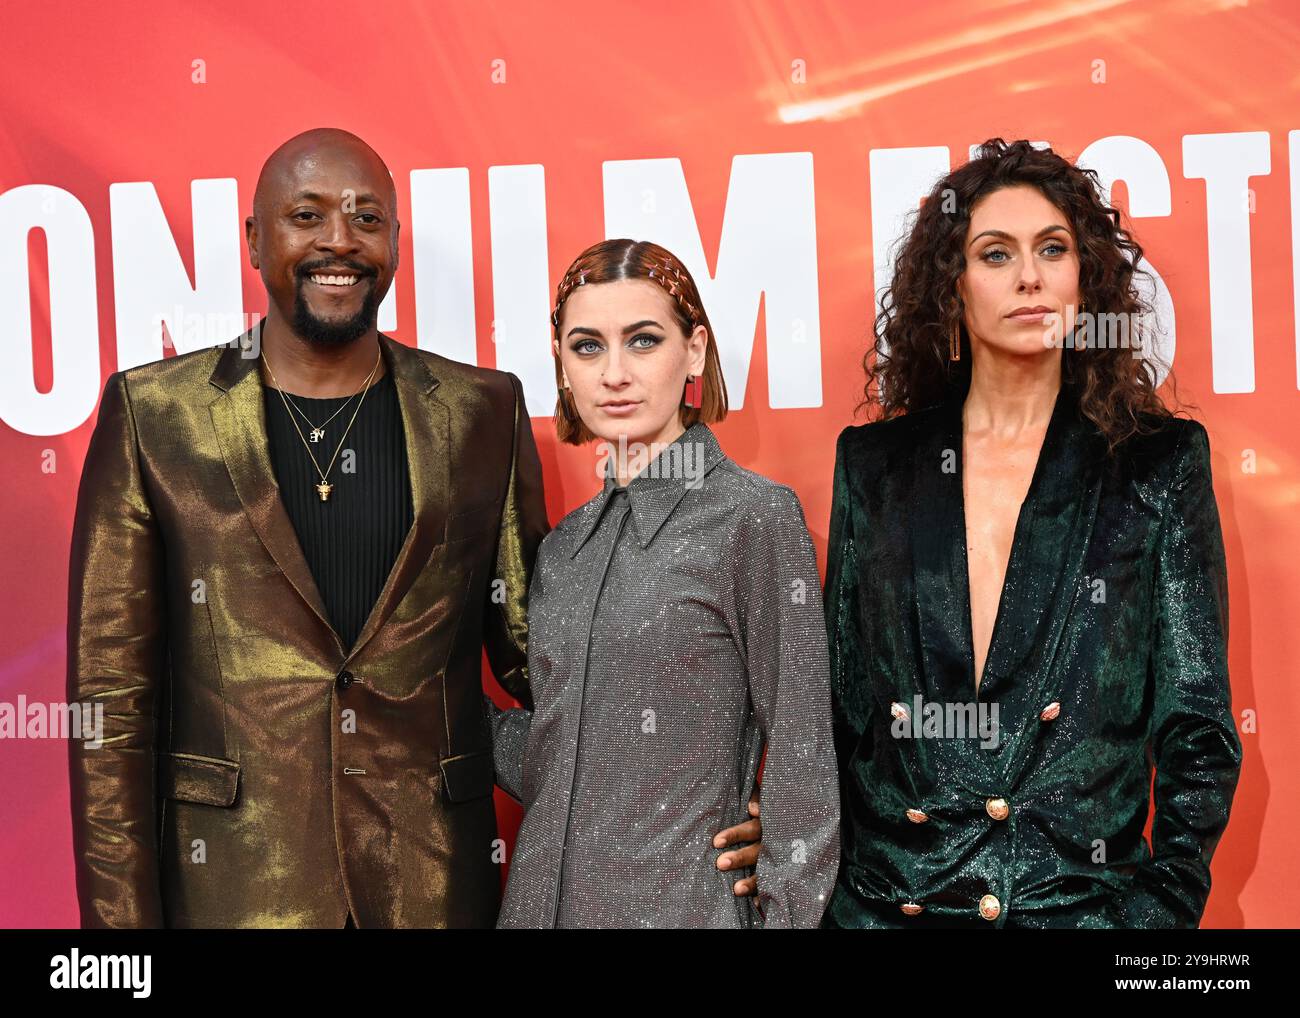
[566,320,664,339]
[969,224,1072,246]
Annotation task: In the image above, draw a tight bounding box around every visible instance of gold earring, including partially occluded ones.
[949,318,961,361]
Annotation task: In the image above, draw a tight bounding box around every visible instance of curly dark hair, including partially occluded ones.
[865,138,1180,451]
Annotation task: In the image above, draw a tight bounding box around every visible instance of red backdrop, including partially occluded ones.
[1,0,1295,927]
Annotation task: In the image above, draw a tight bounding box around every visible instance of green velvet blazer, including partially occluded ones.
[821,381,1242,929]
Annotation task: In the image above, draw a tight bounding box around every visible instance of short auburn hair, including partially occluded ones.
[550,238,728,445]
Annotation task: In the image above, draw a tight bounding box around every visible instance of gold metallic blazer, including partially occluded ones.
[66,332,548,928]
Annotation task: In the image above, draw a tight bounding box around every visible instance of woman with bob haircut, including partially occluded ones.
[489,238,840,928]
[822,138,1242,929]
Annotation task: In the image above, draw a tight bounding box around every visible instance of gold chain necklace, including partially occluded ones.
[262,349,376,443]
[282,388,359,444]
[262,347,382,502]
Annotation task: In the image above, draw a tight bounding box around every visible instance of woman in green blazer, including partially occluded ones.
[822,139,1242,928]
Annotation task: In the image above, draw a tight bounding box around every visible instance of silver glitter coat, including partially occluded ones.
[488,423,840,927]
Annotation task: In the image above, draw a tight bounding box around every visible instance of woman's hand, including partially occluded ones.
[712,784,762,895]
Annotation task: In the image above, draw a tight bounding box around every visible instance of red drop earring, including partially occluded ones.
[683,374,703,408]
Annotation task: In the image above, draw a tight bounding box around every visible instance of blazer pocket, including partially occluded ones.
[159,751,241,807]
[439,750,494,803]
[445,505,498,543]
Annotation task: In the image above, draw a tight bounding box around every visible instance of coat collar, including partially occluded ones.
[570,422,727,557]
[207,326,449,664]
[907,379,1106,720]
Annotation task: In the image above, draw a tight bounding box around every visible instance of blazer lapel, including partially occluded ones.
[908,397,973,702]
[208,329,449,664]
[209,331,341,656]
[342,334,449,664]
[978,385,1105,702]
[981,388,1107,797]
[907,383,1106,780]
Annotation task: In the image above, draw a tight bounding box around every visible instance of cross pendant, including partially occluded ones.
[316,481,333,502]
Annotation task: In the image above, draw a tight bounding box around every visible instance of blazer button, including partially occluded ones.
[905,808,929,824]
[890,701,909,722]
[985,797,1010,821]
[336,670,355,691]
[900,902,924,916]
[978,894,1001,921]
[1040,701,1061,722]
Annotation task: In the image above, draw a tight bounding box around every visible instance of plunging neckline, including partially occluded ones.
[955,388,1063,697]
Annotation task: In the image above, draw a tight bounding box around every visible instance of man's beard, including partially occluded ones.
[291,276,383,347]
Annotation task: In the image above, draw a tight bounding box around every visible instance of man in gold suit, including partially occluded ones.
[67,128,762,928]
[66,126,555,928]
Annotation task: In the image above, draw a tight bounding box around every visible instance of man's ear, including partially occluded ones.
[245,216,260,271]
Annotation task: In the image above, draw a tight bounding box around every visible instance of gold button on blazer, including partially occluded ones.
[66,331,549,928]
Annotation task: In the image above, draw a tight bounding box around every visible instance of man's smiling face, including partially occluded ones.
[246,130,399,346]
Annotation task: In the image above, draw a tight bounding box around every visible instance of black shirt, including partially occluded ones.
[263,369,413,651]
